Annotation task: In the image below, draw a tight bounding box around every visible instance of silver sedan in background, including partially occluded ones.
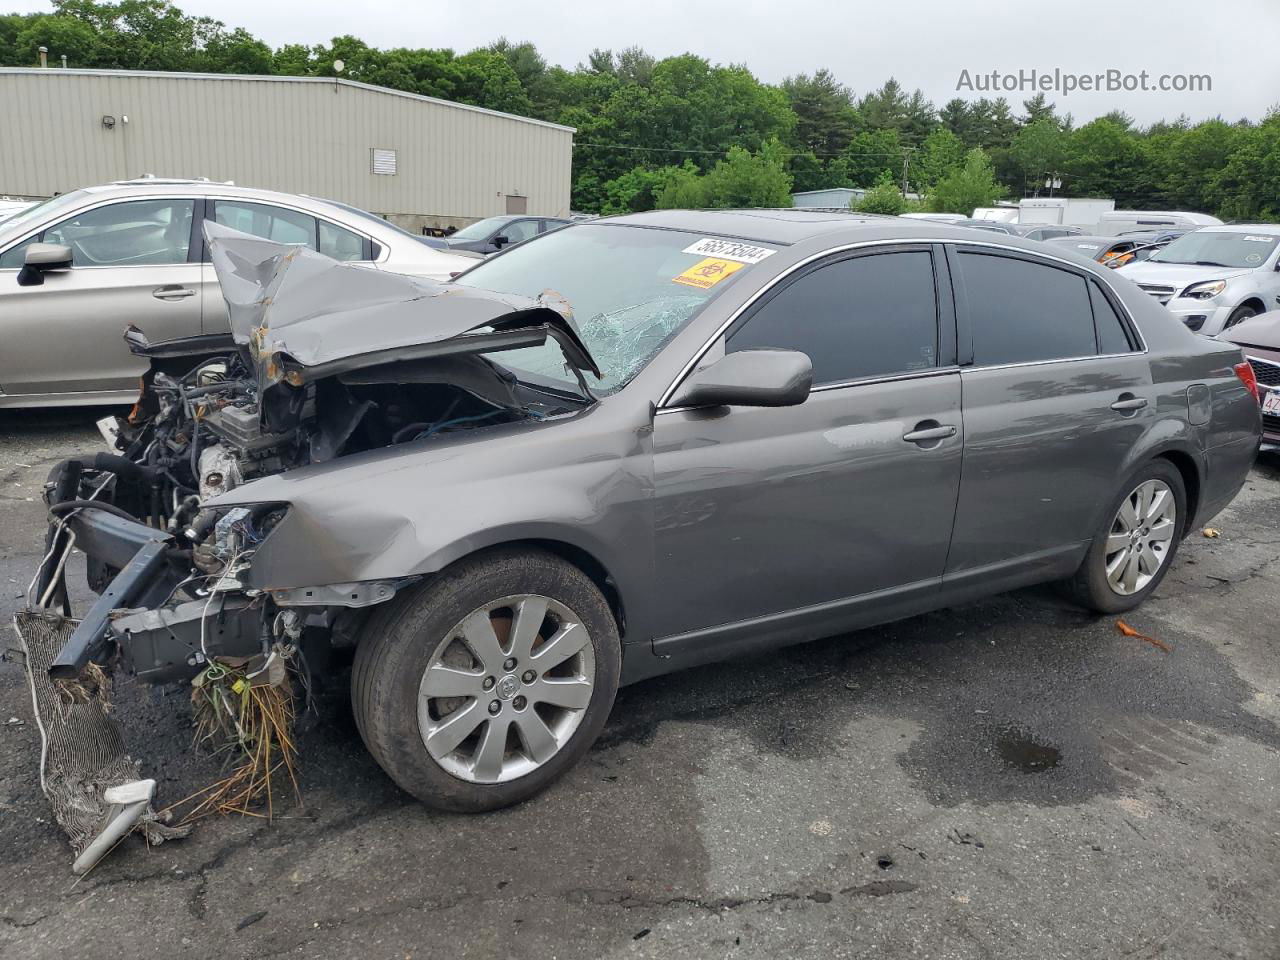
[0,178,476,407]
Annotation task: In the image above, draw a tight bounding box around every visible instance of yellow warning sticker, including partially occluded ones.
[672,257,745,290]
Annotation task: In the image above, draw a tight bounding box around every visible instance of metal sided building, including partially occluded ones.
[0,68,574,231]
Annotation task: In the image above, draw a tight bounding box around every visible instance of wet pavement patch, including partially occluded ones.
[994,728,1061,773]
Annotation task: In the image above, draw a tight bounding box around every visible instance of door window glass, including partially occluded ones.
[317,220,365,261]
[728,251,939,384]
[0,236,36,269]
[214,201,316,247]
[959,252,1097,365]
[41,199,194,266]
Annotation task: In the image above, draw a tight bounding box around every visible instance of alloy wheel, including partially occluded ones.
[417,594,595,783]
[1104,479,1177,596]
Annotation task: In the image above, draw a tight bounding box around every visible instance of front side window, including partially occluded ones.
[214,201,315,248]
[959,252,1097,366]
[728,250,940,385]
[455,224,775,393]
[36,198,195,267]
[498,220,539,246]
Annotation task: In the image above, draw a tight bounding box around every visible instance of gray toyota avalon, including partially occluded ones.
[26,209,1261,821]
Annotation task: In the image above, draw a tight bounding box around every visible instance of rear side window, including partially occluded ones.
[959,252,1096,365]
[728,250,939,384]
[317,220,365,261]
[1089,282,1134,354]
[214,201,315,248]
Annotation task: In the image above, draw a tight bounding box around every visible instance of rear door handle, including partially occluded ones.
[152,285,196,301]
[902,423,957,444]
[1110,395,1148,413]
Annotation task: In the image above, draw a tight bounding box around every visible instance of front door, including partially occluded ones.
[651,245,964,651]
[0,197,201,397]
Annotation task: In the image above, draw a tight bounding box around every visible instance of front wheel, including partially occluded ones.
[1063,459,1186,613]
[1225,304,1258,329]
[352,548,621,812]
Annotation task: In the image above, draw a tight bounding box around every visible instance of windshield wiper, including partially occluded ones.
[1190,260,1233,267]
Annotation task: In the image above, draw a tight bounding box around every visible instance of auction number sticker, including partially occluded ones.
[682,238,776,264]
[673,257,745,289]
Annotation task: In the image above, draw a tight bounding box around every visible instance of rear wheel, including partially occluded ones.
[352,548,621,812]
[1063,459,1186,613]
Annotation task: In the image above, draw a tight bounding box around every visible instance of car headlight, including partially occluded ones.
[1182,279,1227,300]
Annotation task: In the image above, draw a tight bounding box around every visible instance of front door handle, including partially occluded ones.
[902,422,957,444]
[152,285,196,301]
[1110,394,1148,413]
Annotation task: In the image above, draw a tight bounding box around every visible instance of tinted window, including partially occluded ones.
[317,220,365,261]
[1089,283,1133,354]
[959,252,1096,365]
[41,199,194,266]
[215,201,315,247]
[728,251,939,384]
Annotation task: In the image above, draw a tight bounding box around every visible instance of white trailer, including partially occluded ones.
[1017,197,1116,228]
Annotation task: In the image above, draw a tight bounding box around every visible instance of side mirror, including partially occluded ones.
[669,349,812,409]
[491,235,509,249]
[17,242,73,287]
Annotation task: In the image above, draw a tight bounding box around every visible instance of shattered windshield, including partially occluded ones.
[454,223,774,393]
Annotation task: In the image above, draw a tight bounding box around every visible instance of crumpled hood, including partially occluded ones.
[204,221,601,387]
[1117,260,1251,291]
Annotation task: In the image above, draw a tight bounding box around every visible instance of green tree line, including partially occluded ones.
[3,1,1278,219]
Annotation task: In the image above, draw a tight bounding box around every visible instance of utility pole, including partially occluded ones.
[901,148,915,199]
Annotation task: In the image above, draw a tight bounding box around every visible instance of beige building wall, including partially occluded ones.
[0,68,574,227]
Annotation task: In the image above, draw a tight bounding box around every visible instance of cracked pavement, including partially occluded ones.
[2,408,1279,959]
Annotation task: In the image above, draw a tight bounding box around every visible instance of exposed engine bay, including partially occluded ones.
[20,223,601,870]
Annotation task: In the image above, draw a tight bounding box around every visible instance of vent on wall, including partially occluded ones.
[371,148,397,176]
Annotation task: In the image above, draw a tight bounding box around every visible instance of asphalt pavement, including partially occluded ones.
[2,407,1278,960]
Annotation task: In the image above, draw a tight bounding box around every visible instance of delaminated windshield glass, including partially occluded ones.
[454,223,775,393]
[1150,231,1279,268]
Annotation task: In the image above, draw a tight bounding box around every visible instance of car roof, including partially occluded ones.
[600,209,903,245]
[1045,235,1114,246]
[1199,224,1280,236]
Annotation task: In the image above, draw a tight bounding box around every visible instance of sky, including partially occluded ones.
[8,0,1280,125]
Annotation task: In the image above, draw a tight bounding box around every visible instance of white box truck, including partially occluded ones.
[1017,197,1116,228]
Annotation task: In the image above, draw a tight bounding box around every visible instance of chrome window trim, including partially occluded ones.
[656,237,1148,409]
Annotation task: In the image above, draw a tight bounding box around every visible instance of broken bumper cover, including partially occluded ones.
[50,506,264,684]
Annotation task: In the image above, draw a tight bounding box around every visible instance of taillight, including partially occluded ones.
[1233,360,1259,402]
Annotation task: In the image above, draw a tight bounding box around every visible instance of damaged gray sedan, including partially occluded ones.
[23,211,1261,832]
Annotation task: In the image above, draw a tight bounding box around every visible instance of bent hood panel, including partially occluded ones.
[204,221,600,382]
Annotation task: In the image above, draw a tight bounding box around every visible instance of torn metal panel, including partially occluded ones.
[203,221,602,390]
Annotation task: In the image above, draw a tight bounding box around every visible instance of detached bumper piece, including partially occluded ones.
[14,609,189,875]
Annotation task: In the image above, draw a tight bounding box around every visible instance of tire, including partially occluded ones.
[1063,459,1187,614]
[352,548,621,812]
[1225,304,1258,329]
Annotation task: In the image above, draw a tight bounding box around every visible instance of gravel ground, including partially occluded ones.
[2,407,1279,960]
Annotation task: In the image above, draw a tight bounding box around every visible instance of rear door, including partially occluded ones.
[944,245,1153,589]
[651,245,964,646]
[0,196,202,397]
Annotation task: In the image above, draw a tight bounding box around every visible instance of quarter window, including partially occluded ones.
[958,252,1097,365]
[36,199,194,267]
[728,250,940,384]
[1089,282,1134,354]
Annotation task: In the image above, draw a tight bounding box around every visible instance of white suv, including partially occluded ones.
[0,179,476,408]
[1117,225,1280,335]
